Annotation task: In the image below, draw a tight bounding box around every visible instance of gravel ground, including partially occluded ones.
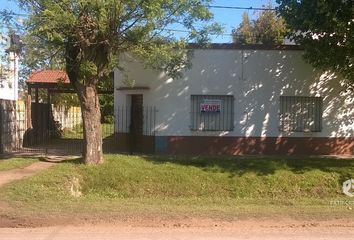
[1,219,354,240]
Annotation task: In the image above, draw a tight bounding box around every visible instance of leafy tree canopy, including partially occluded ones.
[18,0,220,79]
[277,0,354,82]
[232,12,254,44]
[254,8,287,45]
[232,7,287,45]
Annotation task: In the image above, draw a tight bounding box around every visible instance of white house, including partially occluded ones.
[0,52,19,101]
[0,33,19,101]
[114,44,354,155]
[0,33,20,154]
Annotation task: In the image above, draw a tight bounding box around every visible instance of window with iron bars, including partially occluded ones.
[279,96,322,132]
[190,95,234,131]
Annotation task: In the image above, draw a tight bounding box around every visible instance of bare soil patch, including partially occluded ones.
[0,161,53,187]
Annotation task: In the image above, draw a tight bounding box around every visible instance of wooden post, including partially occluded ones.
[47,88,51,133]
[35,87,39,104]
[34,86,39,131]
[47,89,51,105]
[27,86,32,129]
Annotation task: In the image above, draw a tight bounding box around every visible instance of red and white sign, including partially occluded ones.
[200,100,221,112]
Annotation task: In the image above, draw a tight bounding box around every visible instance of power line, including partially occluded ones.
[164,28,233,36]
[2,12,27,17]
[1,16,234,36]
[1,4,276,18]
[0,24,232,36]
[207,5,276,11]
[2,4,275,37]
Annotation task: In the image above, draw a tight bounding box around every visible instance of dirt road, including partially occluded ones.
[1,219,354,240]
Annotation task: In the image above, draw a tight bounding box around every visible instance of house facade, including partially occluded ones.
[0,50,19,101]
[0,33,20,101]
[0,33,20,154]
[114,44,354,155]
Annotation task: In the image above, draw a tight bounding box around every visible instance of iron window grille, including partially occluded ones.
[190,95,234,131]
[279,96,322,132]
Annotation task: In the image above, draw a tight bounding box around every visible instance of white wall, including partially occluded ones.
[114,49,354,138]
[0,52,19,101]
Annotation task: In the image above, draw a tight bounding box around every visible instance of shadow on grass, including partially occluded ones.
[39,157,84,164]
[142,155,354,182]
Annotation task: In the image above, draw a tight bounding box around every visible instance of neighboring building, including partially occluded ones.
[114,44,354,155]
[0,33,21,101]
[0,51,19,101]
[0,33,21,154]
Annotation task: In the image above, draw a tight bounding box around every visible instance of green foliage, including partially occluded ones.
[51,93,80,107]
[232,12,255,44]
[62,123,83,139]
[232,9,287,45]
[26,89,80,108]
[99,94,113,123]
[277,0,354,82]
[254,8,287,45]
[18,0,219,84]
[19,34,65,88]
[62,123,113,139]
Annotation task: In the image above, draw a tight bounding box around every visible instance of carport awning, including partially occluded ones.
[27,69,113,94]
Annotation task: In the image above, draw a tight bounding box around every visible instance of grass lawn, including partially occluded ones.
[0,158,37,171]
[62,123,114,139]
[1,154,354,220]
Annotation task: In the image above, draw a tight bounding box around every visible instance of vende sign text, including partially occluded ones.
[200,100,221,113]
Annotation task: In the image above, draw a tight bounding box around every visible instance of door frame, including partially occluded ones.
[129,94,143,153]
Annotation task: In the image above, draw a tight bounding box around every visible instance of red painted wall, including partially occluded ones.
[167,136,354,155]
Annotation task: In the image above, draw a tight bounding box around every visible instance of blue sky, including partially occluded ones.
[1,0,278,43]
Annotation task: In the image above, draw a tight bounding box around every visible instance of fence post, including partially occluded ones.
[26,90,32,129]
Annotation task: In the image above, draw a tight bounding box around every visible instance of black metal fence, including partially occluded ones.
[1,102,158,156]
[115,106,157,154]
[0,102,116,155]
[115,106,157,136]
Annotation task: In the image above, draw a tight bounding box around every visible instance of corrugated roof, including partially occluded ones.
[27,70,70,84]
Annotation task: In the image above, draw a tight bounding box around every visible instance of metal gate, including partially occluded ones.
[115,105,157,154]
[0,102,116,156]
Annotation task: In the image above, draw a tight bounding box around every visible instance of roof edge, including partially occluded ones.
[27,69,70,84]
[116,86,150,91]
[187,43,303,51]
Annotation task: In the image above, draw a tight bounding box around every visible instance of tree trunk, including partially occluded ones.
[78,85,103,165]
